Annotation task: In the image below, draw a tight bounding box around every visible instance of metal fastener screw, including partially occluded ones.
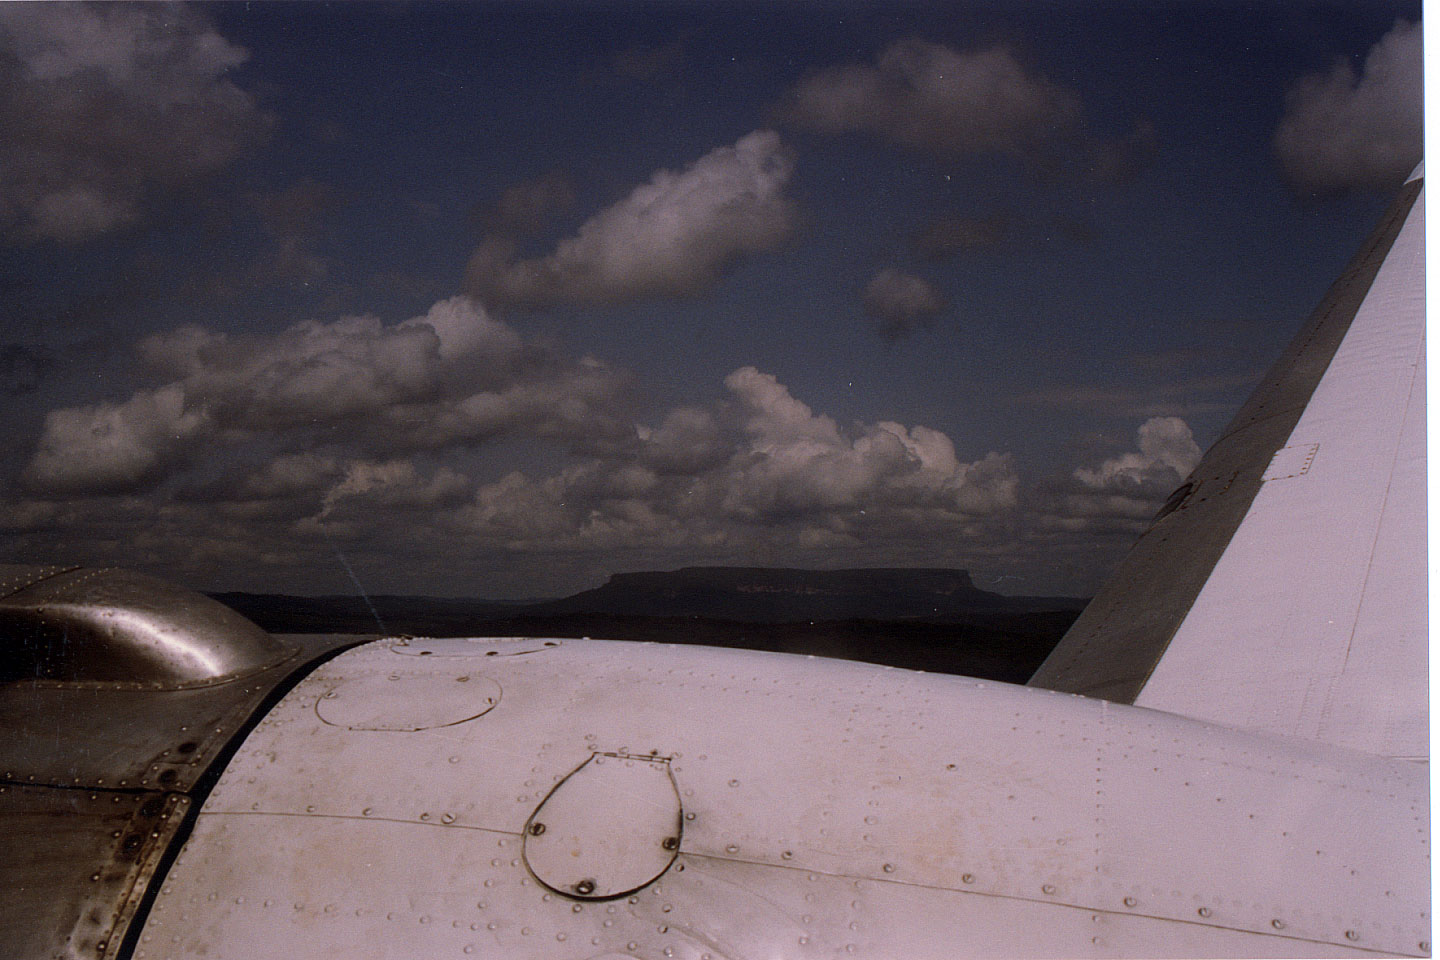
[528,822,546,836]
[661,836,679,851]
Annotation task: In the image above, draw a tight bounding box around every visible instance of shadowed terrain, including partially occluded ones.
[214,567,1086,683]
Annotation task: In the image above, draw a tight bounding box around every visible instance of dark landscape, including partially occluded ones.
[214,567,1086,684]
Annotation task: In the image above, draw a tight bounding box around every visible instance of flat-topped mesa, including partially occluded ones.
[609,566,981,595]
[538,566,1021,622]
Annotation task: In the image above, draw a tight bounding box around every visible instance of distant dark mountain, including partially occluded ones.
[211,567,1088,682]
[528,566,1083,622]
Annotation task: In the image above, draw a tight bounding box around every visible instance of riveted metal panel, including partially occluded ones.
[388,636,562,658]
[0,635,364,792]
[0,566,293,688]
[1,565,368,960]
[523,751,681,899]
[142,638,1428,958]
[0,785,189,960]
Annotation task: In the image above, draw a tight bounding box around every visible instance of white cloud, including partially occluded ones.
[0,3,268,241]
[318,459,471,518]
[467,130,797,308]
[1073,416,1202,493]
[783,39,1082,160]
[862,268,947,339]
[25,383,210,494]
[1274,20,1422,193]
[455,366,1019,554]
[23,296,627,495]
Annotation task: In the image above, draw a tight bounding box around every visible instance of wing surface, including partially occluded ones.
[1030,166,1426,758]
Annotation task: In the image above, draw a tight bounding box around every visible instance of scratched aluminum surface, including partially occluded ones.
[0,565,368,960]
[0,786,190,960]
[0,566,293,687]
[137,637,1428,959]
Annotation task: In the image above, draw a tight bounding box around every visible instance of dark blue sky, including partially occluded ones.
[0,1,1421,597]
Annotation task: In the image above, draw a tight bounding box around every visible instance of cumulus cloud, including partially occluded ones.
[22,296,629,495]
[1274,20,1422,193]
[782,39,1079,158]
[862,269,948,340]
[467,130,797,308]
[317,459,471,518]
[454,366,1018,555]
[25,383,210,494]
[1073,416,1202,492]
[780,39,1155,179]
[0,3,268,241]
[1014,417,1206,562]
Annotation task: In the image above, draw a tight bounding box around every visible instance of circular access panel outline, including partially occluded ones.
[316,672,501,731]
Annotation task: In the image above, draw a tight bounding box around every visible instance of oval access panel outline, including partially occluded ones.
[523,751,682,900]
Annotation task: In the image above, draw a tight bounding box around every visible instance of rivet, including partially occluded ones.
[781,850,793,859]
[883,863,896,874]
[1043,884,1056,895]
[661,836,679,851]
[1124,896,1137,907]
[1345,931,1359,942]
[529,822,546,836]
[962,873,975,884]
[1272,919,1285,930]
[442,813,456,824]
[1197,906,1211,918]
[575,879,596,895]
[1419,941,1429,952]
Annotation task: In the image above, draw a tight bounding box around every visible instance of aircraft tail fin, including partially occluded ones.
[1029,166,1426,759]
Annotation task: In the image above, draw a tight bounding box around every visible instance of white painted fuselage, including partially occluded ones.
[135,636,1427,959]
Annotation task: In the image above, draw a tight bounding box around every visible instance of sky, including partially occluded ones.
[0,1,1423,600]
